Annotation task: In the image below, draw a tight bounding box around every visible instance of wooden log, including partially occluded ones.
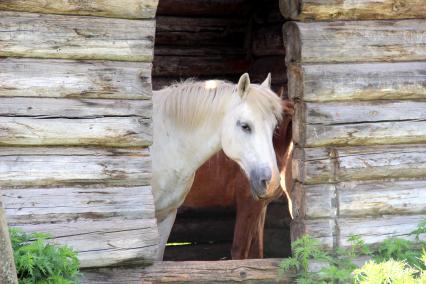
[155,16,247,47]
[0,116,151,147]
[252,25,285,56]
[0,197,18,284]
[11,219,159,268]
[0,58,152,100]
[0,97,151,118]
[153,56,250,77]
[291,218,335,248]
[279,0,426,21]
[249,56,286,86]
[293,144,426,184]
[288,62,426,102]
[0,147,151,188]
[0,0,158,19]
[156,0,250,16]
[3,186,155,224]
[154,46,245,57]
[0,11,155,61]
[283,20,426,64]
[80,259,293,283]
[291,183,336,219]
[294,99,426,147]
[338,215,425,247]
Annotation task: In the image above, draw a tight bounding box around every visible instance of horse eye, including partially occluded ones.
[240,122,251,133]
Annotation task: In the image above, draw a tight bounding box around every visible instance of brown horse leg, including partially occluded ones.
[248,205,267,258]
[231,196,266,259]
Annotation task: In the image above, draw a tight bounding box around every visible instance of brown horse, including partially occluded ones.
[182,99,294,259]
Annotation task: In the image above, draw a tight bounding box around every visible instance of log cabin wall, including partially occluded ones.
[281,0,426,249]
[0,1,160,268]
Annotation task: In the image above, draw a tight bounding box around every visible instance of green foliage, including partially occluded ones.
[280,220,426,284]
[10,228,80,284]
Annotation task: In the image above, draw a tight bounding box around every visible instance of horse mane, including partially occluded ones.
[154,79,283,130]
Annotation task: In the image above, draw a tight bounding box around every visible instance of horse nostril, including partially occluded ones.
[260,178,268,189]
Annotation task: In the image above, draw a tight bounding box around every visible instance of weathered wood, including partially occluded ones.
[291,218,335,248]
[293,99,426,147]
[0,58,152,99]
[283,20,426,64]
[0,97,151,117]
[157,0,250,16]
[0,116,151,147]
[294,180,426,219]
[11,219,159,268]
[81,259,293,283]
[3,186,155,224]
[339,215,425,247]
[156,16,247,47]
[279,0,426,21]
[0,0,158,19]
[0,147,151,188]
[288,62,426,102]
[154,46,245,57]
[0,197,18,284]
[0,11,155,61]
[249,56,287,86]
[252,25,285,56]
[293,144,426,184]
[153,56,250,77]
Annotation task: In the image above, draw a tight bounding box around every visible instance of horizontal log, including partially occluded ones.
[279,0,426,21]
[157,0,250,16]
[81,259,293,283]
[0,147,151,188]
[252,25,285,56]
[293,144,426,184]
[11,219,159,268]
[3,186,155,224]
[0,58,152,99]
[0,97,151,118]
[338,215,425,247]
[155,16,247,47]
[0,0,158,19]
[0,11,154,61]
[0,116,151,147]
[154,46,245,57]
[283,20,426,64]
[249,56,287,85]
[288,62,426,102]
[291,218,334,248]
[153,56,250,77]
[294,180,426,219]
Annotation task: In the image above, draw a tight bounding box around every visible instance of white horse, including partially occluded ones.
[151,73,283,259]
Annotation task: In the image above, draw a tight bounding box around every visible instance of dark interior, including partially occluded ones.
[153,0,291,260]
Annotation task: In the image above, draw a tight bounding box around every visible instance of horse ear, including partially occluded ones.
[278,86,285,99]
[237,73,250,98]
[260,73,271,89]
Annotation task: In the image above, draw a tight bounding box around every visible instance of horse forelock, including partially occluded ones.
[154,79,282,130]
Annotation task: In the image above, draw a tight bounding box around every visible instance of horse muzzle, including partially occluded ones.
[249,167,272,199]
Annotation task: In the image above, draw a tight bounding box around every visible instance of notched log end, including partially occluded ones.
[279,0,302,19]
[282,22,301,66]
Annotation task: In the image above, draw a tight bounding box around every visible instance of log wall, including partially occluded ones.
[0,1,159,268]
[282,0,426,249]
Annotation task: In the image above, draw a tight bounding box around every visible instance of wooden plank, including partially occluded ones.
[0,58,152,100]
[156,0,250,16]
[11,220,159,268]
[338,215,425,247]
[155,16,247,47]
[0,147,151,188]
[283,20,426,64]
[338,180,426,217]
[294,99,426,147]
[3,186,155,224]
[0,97,151,117]
[0,0,158,19]
[252,24,285,56]
[293,144,426,184]
[288,62,426,102]
[279,0,426,21]
[81,259,293,283]
[0,11,155,61]
[153,56,250,77]
[0,116,151,147]
[291,183,335,219]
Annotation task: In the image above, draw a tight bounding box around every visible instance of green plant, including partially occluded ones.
[10,228,80,284]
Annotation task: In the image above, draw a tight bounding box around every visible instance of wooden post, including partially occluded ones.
[0,196,18,284]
